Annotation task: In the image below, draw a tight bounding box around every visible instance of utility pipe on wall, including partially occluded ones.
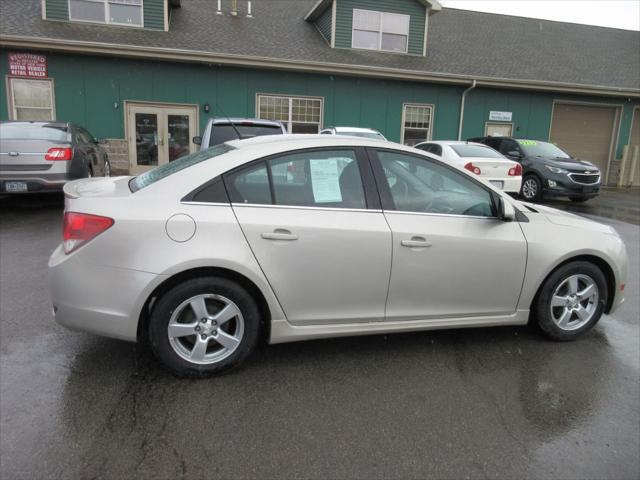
[457,79,477,140]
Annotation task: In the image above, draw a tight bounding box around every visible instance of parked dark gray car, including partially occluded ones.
[0,121,110,194]
[469,136,601,203]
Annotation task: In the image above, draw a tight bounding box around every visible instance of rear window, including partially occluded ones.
[450,144,504,159]
[130,144,234,192]
[0,123,70,142]
[210,124,283,146]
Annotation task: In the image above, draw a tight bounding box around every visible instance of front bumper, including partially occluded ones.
[542,172,600,199]
[48,244,165,342]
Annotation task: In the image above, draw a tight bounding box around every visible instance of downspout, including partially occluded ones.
[457,79,477,140]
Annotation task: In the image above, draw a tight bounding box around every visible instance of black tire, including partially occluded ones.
[569,197,589,203]
[520,174,542,202]
[148,277,261,377]
[535,261,608,341]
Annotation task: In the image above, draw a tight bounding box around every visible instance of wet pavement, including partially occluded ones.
[0,191,638,480]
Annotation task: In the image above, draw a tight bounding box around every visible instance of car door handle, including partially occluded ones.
[401,237,432,248]
[261,229,298,241]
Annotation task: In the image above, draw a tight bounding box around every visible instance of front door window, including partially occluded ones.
[127,104,197,174]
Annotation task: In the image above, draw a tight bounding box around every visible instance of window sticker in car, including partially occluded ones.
[309,159,343,203]
[517,140,537,146]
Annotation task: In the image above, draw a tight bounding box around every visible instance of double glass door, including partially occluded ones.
[127,103,198,174]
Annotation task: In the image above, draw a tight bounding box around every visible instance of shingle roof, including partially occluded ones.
[1,0,639,94]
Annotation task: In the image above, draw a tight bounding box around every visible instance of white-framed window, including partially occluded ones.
[402,104,433,146]
[69,0,143,27]
[7,77,55,121]
[257,94,323,134]
[352,9,410,53]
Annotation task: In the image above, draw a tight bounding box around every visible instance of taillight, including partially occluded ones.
[508,164,523,176]
[45,147,73,161]
[63,212,114,254]
[464,162,481,175]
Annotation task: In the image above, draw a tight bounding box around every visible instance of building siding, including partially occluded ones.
[1,49,638,165]
[334,0,426,56]
[143,0,165,30]
[315,4,333,45]
[45,0,69,21]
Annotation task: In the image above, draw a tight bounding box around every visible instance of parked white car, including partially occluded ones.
[415,140,522,193]
[49,135,627,377]
[320,126,386,140]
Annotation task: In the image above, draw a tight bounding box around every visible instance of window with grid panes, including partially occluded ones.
[402,104,433,146]
[69,0,143,26]
[8,78,55,121]
[257,95,323,133]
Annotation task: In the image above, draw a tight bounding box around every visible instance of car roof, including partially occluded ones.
[0,120,71,128]
[210,118,283,127]
[328,126,382,133]
[225,134,406,151]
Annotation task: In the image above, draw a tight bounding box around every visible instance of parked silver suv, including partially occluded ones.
[193,118,286,150]
[0,121,110,193]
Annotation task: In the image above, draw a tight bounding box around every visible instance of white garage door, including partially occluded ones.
[549,103,619,177]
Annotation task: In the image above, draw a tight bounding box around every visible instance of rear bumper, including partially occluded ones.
[0,173,70,193]
[48,244,166,342]
[484,176,521,193]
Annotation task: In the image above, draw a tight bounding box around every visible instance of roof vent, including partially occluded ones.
[217,0,253,18]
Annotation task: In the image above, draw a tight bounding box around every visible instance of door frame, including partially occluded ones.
[548,99,623,185]
[629,105,640,146]
[484,121,513,137]
[124,100,199,174]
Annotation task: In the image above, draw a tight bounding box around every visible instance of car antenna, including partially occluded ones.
[215,103,244,141]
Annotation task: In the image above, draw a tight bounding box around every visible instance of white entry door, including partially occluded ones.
[127,103,198,174]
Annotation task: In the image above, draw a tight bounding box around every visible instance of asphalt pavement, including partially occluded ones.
[0,191,638,480]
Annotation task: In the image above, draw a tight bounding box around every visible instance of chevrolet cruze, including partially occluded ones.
[49,136,627,377]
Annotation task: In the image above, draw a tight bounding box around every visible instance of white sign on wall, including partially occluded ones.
[489,111,513,122]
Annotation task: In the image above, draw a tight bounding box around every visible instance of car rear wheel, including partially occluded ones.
[148,277,261,377]
[535,261,607,341]
[104,160,111,177]
[521,175,542,202]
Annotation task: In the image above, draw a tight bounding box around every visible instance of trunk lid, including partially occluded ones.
[64,176,133,199]
[0,139,71,173]
[462,157,517,177]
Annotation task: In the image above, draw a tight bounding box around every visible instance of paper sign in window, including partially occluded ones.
[310,159,343,203]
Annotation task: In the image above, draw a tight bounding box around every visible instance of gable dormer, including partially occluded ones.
[42,0,181,31]
[305,0,441,56]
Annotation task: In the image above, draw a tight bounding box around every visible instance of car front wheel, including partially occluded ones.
[535,261,607,341]
[148,277,261,377]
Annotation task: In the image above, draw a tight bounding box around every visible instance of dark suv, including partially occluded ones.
[468,137,601,203]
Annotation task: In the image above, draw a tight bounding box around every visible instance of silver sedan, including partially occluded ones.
[49,136,628,377]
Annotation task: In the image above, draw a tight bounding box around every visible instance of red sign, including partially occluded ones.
[8,53,48,78]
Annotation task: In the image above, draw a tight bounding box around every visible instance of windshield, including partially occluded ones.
[211,124,283,146]
[130,144,234,192]
[450,144,504,159]
[337,131,385,140]
[517,140,570,158]
[0,123,70,142]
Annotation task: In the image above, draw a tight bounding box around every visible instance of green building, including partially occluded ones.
[1,0,639,182]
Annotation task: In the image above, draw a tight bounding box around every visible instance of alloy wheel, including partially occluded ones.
[522,178,538,199]
[549,274,599,331]
[167,294,244,364]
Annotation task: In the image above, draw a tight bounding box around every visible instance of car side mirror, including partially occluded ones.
[507,150,522,159]
[498,196,516,222]
[192,136,202,145]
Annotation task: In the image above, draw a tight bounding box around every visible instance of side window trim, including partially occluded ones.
[182,176,231,204]
[222,147,381,211]
[366,147,499,217]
